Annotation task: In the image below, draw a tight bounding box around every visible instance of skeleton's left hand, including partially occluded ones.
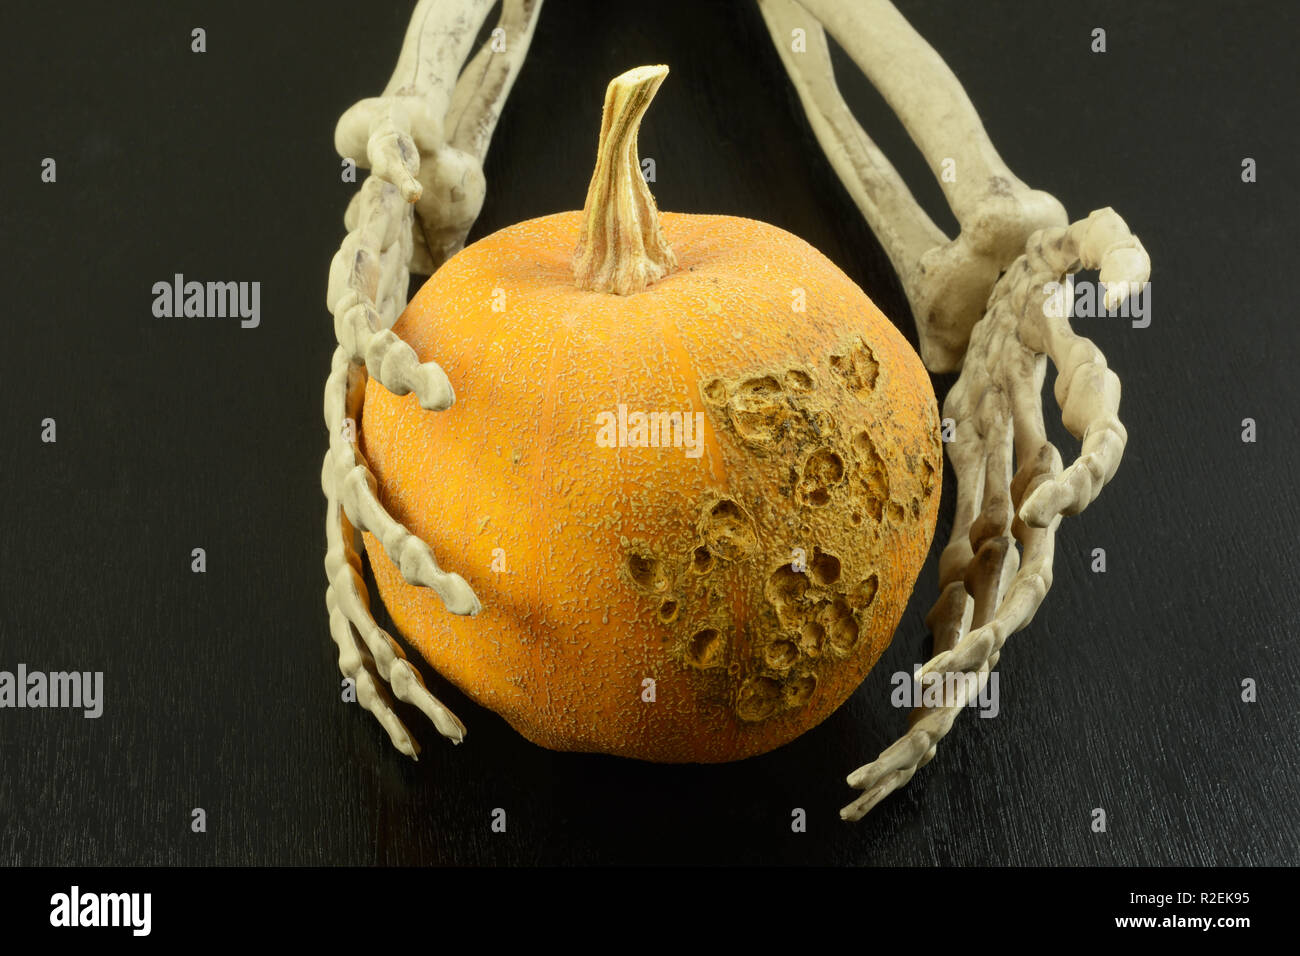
[840,208,1150,820]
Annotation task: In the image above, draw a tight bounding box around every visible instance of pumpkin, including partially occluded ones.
[359,65,941,763]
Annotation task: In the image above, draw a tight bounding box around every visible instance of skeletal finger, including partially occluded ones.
[1021,337,1125,526]
[323,443,427,758]
[447,0,545,162]
[842,664,990,820]
[1006,345,1063,512]
[328,556,467,745]
[965,386,1018,627]
[924,385,982,655]
[921,500,1059,681]
[367,100,429,202]
[327,589,421,758]
[322,361,470,752]
[328,179,456,411]
[335,97,430,203]
[325,349,479,616]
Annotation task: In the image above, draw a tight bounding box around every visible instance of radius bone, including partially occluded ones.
[761,0,1067,371]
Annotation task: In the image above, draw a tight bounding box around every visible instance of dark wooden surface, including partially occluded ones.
[2,0,1297,866]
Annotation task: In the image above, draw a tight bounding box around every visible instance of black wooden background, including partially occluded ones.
[2,0,1297,866]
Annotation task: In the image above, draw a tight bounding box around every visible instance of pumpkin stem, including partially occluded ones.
[573,65,678,295]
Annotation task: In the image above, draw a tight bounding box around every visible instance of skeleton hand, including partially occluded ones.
[758,0,1152,817]
[757,0,1070,374]
[840,208,1150,819]
[335,0,542,272]
[322,0,543,756]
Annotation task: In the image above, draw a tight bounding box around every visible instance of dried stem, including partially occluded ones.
[572,65,677,294]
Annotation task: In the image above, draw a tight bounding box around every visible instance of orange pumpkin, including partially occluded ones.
[360,66,941,763]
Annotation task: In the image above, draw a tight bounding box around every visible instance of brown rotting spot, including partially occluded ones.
[829,337,880,396]
[764,640,799,670]
[765,564,809,627]
[920,458,937,498]
[784,368,814,391]
[686,628,726,669]
[799,621,825,657]
[797,447,845,507]
[700,498,758,560]
[823,598,860,655]
[850,430,889,520]
[736,676,782,722]
[701,379,728,404]
[728,375,789,446]
[784,673,817,708]
[627,550,669,593]
[848,573,879,610]
[809,548,841,587]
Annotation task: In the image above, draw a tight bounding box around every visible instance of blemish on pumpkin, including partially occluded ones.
[476,516,491,533]
[848,573,879,610]
[920,459,937,498]
[784,673,817,708]
[701,379,728,404]
[887,501,905,523]
[691,545,714,573]
[784,368,814,391]
[764,639,799,670]
[829,337,880,396]
[700,498,758,560]
[736,676,782,722]
[728,375,789,446]
[765,564,809,627]
[809,548,841,587]
[510,446,522,465]
[850,429,876,460]
[800,621,825,657]
[849,430,889,520]
[822,598,860,655]
[910,496,921,519]
[626,550,669,593]
[658,599,679,623]
[810,410,836,437]
[797,448,844,507]
[686,628,726,669]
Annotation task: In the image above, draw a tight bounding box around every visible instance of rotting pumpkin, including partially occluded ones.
[359,65,942,763]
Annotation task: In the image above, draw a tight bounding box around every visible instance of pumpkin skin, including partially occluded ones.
[359,208,942,763]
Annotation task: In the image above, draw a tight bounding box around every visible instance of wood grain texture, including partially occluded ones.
[0,0,1296,866]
